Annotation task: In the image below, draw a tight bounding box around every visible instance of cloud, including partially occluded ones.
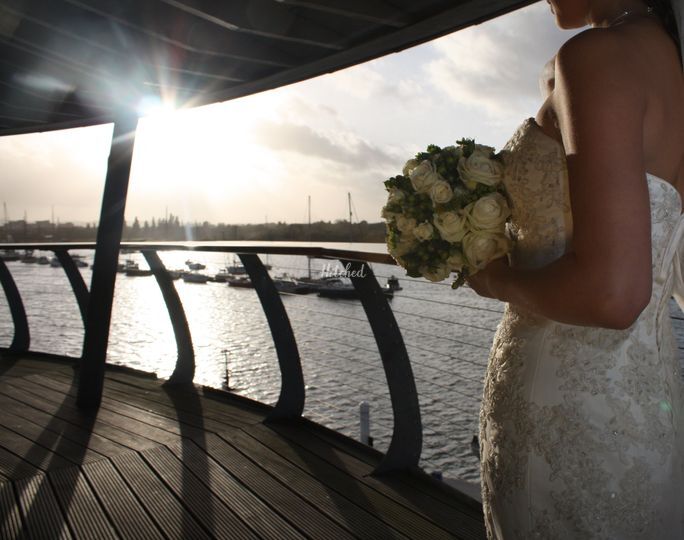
[252,120,398,171]
[426,3,577,118]
[314,62,430,107]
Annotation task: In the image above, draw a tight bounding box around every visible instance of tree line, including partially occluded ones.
[2,214,387,243]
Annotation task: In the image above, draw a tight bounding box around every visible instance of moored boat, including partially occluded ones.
[226,276,253,288]
[272,276,314,294]
[0,249,20,261]
[182,272,210,283]
[317,278,394,299]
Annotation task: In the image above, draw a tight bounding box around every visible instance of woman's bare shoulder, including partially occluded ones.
[554,27,639,81]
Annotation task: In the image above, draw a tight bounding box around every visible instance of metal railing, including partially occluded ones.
[0,242,422,474]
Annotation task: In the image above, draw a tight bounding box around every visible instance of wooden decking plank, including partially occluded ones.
[141,445,260,540]
[0,356,74,380]
[101,380,247,433]
[0,393,129,458]
[272,421,485,531]
[220,427,448,540]
[0,379,160,452]
[109,451,211,540]
[0,409,106,468]
[0,481,24,539]
[166,440,306,540]
[0,446,42,480]
[3,377,180,448]
[0,424,73,472]
[49,466,118,540]
[27,374,208,441]
[49,369,260,432]
[82,458,164,540]
[15,473,72,539]
[100,371,267,426]
[70,376,235,433]
[202,432,375,540]
[259,422,486,539]
[293,416,483,514]
[1,356,487,540]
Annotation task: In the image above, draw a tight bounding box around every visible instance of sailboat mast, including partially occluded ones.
[348,192,353,243]
[307,195,311,279]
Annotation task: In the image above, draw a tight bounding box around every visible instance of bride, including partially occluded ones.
[466,0,684,538]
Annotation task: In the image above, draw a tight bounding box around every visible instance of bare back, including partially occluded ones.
[536,18,684,199]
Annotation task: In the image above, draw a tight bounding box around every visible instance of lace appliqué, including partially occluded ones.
[479,119,684,539]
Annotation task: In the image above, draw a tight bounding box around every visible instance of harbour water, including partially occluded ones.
[2,242,683,485]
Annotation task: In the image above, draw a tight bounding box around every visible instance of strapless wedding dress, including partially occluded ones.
[479,118,684,539]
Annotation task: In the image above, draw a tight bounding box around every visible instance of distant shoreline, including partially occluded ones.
[2,219,387,244]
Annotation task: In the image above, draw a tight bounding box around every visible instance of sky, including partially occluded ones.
[0,2,578,226]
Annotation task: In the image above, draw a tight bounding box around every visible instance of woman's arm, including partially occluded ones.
[468,29,653,329]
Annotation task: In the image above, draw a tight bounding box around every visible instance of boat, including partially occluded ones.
[125,268,152,277]
[71,254,89,267]
[213,268,232,282]
[226,276,253,288]
[117,259,137,272]
[317,279,394,300]
[272,275,314,294]
[20,250,37,263]
[49,257,61,267]
[37,256,50,265]
[185,260,206,270]
[225,258,246,275]
[386,275,402,291]
[0,249,20,261]
[182,272,210,283]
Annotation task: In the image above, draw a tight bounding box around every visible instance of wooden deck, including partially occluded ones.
[0,354,485,539]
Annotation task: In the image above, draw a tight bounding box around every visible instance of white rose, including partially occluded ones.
[465,193,511,232]
[430,180,453,205]
[433,210,468,243]
[420,263,451,282]
[446,251,466,272]
[389,235,417,258]
[387,188,406,205]
[410,160,442,193]
[462,231,511,271]
[413,221,434,242]
[396,215,417,234]
[381,206,401,221]
[403,158,419,177]
[457,148,503,190]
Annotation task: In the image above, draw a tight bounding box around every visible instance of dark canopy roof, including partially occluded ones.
[0,0,534,136]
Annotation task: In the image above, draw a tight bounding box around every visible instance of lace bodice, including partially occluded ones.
[501,118,684,325]
[479,118,684,539]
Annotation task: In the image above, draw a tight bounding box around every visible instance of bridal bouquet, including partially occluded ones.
[382,139,512,289]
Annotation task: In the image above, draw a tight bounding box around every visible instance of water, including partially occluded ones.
[2,242,683,485]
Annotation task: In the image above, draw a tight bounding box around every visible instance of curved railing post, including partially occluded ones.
[142,249,195,385]
[239,253,304,421]
[77,113,138,410]
[54,249,90,327]
[340,258,422,474]
[0,258,29,352]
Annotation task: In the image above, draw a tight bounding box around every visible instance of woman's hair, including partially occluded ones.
[649,0,682,62]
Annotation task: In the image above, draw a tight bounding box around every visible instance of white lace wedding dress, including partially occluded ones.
[479,118,684,539]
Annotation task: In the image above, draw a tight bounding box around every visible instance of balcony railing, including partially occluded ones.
[0,242,424,475]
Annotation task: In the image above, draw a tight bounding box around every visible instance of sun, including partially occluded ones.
[128,90,288,216]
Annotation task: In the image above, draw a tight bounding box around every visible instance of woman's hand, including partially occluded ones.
[465,256,511,300]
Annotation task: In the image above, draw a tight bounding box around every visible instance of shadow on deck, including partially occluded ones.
[0,354,485,539]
